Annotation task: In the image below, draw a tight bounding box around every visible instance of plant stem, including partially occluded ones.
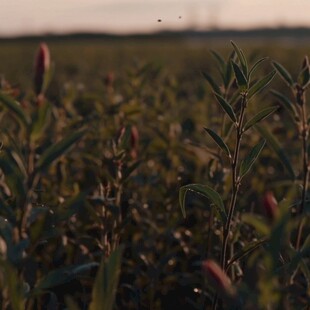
[221,94,246,270]
[212,94,247,310]
[296,98,309,250]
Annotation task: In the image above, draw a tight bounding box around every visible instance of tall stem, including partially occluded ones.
[296,98,309,250]
[221,94,246,270]
[212,94,247,310]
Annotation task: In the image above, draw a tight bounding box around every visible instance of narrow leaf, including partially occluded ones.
[34,263,98,292]
[0,91,30,126]
[210,50,226,81]
[214,93,237,123]
[204,128,231,158]
[243,106,278,132]
[89,247,123,310]
[272,61,294,87]
[202,71,221,95]
[240,140,266,178]
[210,50,225,68]
[36,129,85,172]
[255,125,295,179]
[270,90,298,118]
[230,41,248,76]
[241,213,270,236]
[239,49,248,76]
[224,51,235,88]
[298,63,310,88]
[179,184,227,223]
[226,238,267,271]
[30,102,52,143]
[300,260,310,287]
[248,70,276,99]
[231,61,248,90]
[0,153,26,204]
[248,57,268,79]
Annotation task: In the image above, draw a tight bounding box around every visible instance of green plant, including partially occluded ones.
[178,42,310,309]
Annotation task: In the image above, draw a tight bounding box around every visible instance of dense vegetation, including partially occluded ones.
[0,37,309,309]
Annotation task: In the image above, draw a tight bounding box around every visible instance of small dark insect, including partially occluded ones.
[179,16,182,19]
[157,19,162,22]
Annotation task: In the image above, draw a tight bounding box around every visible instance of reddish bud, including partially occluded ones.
[263,191,278,220]
[202,260,235,297]
[104,71,115,90]
[34,43,50,96]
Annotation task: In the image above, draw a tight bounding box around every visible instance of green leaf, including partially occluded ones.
[255,125,295,179]
[270,90,298,118]
[224,52,234,88]
[0,91,30,127]
[248,57,268,79]
[241,213,270,236]
[30,102,52,143]
[230,41,248,76]
[0,261,25,310]
[89,247,123,310]
[248,70,276,99]
[210,50,225,68]
[41,63,54,94]
[35,129,85,172]
[34,263,98,293]
[272,61,294,87]
[300,260,310,286]
[204,128,231,158]
[298,62,310,88]
[0,152,26,205]
[214,93,237,123]
[269,212,290,266]
[243,106,278,132]
[202,71,222,95]
[231,61,248,90]
[240,140,266,178]
[122,160,142,182]
[301,234,310,252]
[0,216,13,244]
[179,184,227,223]
[226,238,267,271]
[55,192,87,222]
[210,50,226,81]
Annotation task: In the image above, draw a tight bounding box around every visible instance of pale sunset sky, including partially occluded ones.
[0,0,310,36]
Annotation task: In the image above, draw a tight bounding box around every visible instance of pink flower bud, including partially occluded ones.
[202,260,235,297]
[104,71,115,90]
[34,43,50,96]
[263,191,278,220]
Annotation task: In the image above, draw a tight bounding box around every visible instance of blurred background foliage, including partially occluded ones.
[0,37,308,309]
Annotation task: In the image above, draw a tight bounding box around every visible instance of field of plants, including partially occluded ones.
[0,36,309,309]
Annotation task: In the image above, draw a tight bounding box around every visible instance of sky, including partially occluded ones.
[1,0,310,36]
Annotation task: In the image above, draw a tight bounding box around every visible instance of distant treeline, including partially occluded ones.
[1,26,310,42]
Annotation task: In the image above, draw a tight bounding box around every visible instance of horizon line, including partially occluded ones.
[1,25,310,40]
